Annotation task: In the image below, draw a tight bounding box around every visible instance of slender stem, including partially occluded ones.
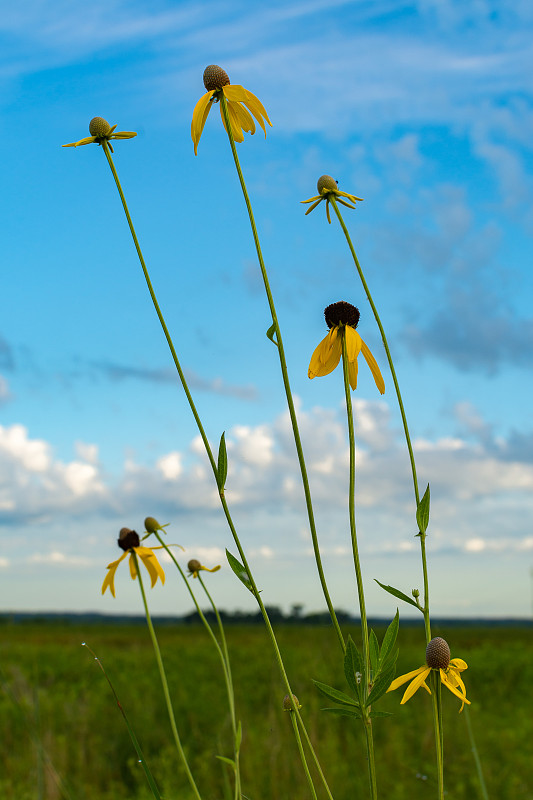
[219,95,345,653]
[329,196,434,643]
[289,712,318,800]
[429,670,444,800]
[464,707,490,800]
[340,330,377,800]
[329,196,420,505]
[198,574,242,800]
[133,553,202,800]
[101,141,217,476]
[100,141,333,799]
[152,533,241,800]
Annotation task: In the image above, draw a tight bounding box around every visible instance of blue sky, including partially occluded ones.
[1,0,532,619]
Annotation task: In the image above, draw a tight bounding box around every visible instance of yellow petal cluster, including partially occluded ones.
[387,656,470,711]
[102,545,166,598]
[191,83,272,155]
[308,325,385,394]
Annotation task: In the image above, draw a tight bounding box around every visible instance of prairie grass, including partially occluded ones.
[1,619,531,800]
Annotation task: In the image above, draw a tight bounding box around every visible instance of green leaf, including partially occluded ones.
[369,711,393,718]
[380,646,399,675]
[312,680,359,707]
[369,630,379,675]
[379,610,399,668]
[416,483,431,533]
[225,550,253,592]
[215,756,236,767]
[374,580,419,609]
[235,720,242,752]
[366,660,398,707]
[266,323,278,346]
[321,707,362,719]
[216,432,228,490]
[344,637,364,702]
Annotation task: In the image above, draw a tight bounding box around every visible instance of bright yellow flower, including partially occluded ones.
[387,637,470,712]
[63,117,137,153]
[102,528,166,598]
[187,558,221,579]
[301,175,363,224]
[308,301,385,394]
[191,65,272,155]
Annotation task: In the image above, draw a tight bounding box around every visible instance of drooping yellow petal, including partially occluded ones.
[308,328,343,379]
[304,198,323,215]
[129,552,138,579]
[231,99,256,134]
[137,546,166,588]
[191,90,215,155]
[401,667,432,703]
[344,327,363,362]
[440,669,471,709]
[62,136,97,148]
[243,89,272,129]
[101,552,128,597]
[360,339,385,394]
[347,358,359,390]
[325,198,332,224]
[111,131,138,140]
[449,658,468,671]
[222,102,245,142]
[387,664,427,693]
[222,84,249,102]
[301,194,322,205]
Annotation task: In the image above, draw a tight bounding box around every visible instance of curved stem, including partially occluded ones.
[100,141,333,799]
[152,534,241,800]
[464,707,490,800]
[133,553,202,800]
[219,96,345,653]
[289,712,318,800]
[198,573,242,800]
[340,331,377,800]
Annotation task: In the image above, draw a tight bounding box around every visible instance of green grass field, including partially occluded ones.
[1,619,531,800]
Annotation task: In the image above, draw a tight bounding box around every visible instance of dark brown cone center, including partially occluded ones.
[118,528,140,551]
[324,301,360,330]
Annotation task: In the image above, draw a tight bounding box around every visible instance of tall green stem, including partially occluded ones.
[99,141,332,799]
[340,330,377,800]
[464,707,490,800]
[219,96,345,653]
[132,553,202,800]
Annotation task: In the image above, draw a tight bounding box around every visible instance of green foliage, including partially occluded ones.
[225,550,253,592]
[416,484,431,534]
[1,621,532,800]
[216,432,228,491]
[375,580,419,609]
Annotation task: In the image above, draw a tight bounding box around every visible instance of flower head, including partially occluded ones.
[308,301,385,394]
[187,558,221,579]
[63,117,137,153]
[283,694,302,712]
[387,637,470,712]
[102,527,166,598]
[191,65,272,155]
[301,175,363,224]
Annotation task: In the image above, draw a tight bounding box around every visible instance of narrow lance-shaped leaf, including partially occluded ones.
[266,323,278,346]
[225,549,253,592]
[321,707,362,719]
[365,657,398,707]
[374,579,419,609]
[369,629,379,675]
[416,483,430,534]
[217,432,228,491]
[379,609,399,668]
[344,636,364,703]
[312,680,359,708]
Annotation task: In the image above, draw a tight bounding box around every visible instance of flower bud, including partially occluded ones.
[283,693,301,711]
[412,588,420,598]
[144,517,162,533]
[425,637,451,670]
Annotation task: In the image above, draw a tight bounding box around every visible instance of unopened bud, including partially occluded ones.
[283,693,301,711]
[144,517,162,533]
